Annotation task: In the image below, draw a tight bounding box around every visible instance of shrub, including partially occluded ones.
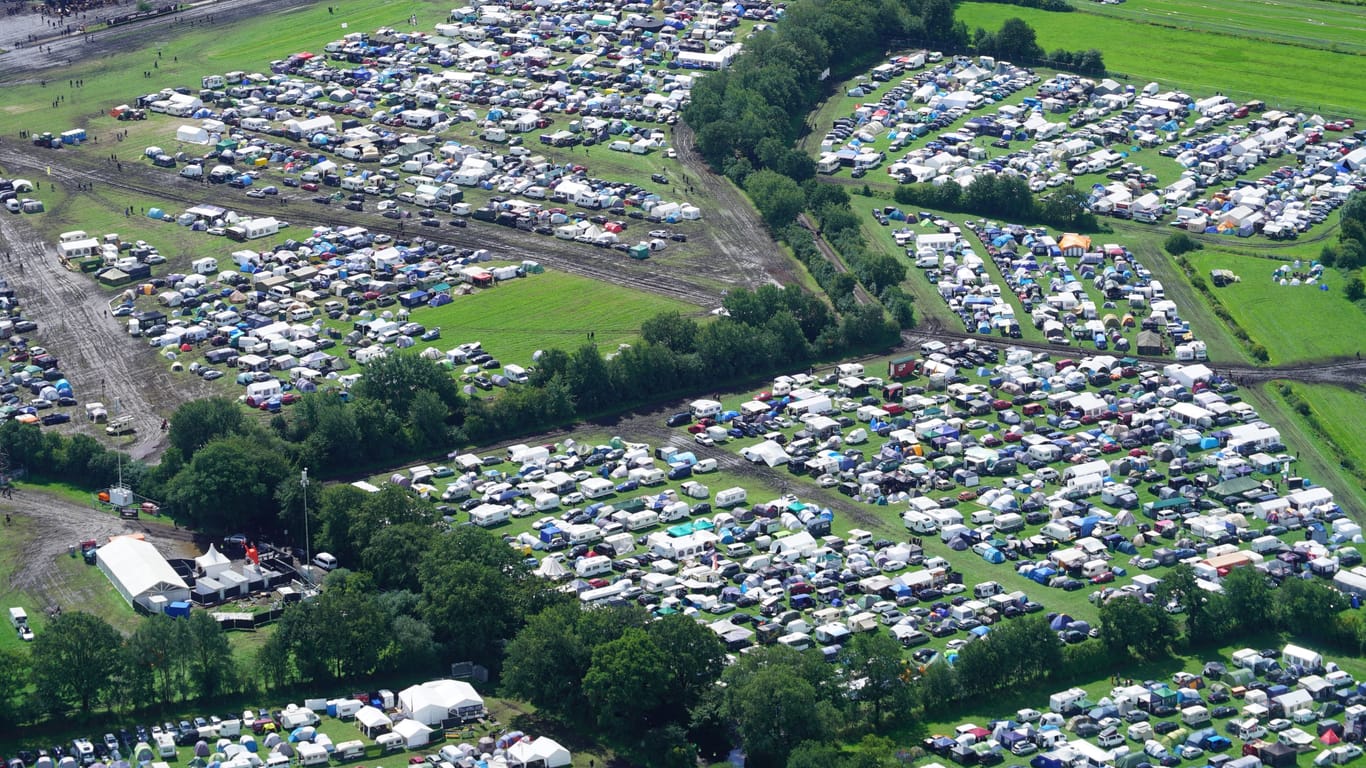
[1164,232,1202,256]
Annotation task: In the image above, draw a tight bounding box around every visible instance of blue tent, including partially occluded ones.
[981,547,1005,564]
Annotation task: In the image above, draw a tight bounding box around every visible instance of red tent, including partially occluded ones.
[1321,731,1341,745]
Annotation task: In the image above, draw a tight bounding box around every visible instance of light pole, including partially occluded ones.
[301,467,311,578]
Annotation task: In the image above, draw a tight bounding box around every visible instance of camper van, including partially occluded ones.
[575,555,612,578]
[715,487,747,509]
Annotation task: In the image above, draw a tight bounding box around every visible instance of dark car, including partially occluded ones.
[40,412,70,426]
[1153,721,1181,735]
[666,412,692,428]
[1210,706,1237,719]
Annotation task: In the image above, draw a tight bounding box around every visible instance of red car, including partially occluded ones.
[281,393,300,405]
[1091,571,1115,584]
[301,182,319,191]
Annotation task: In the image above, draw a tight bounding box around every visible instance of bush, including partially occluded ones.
[1164,232,1202,256]
[1250,344,1269,362]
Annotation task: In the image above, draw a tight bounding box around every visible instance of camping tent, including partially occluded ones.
[177,125,210,145]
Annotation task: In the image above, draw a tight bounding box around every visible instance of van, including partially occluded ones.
[904,511,939,534]
[715,487,747,509]
[312,552,339,571]
[694,458,718,473]
[8,607,27,629]
[1237,719,1266,740]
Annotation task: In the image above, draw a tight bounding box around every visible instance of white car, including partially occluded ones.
[1017,708,1042,723]
[17,624,34,642]
[1266,718,1291,733]
[941,583,965,595]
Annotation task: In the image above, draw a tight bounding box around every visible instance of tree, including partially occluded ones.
[646,614,726,714]
[277,570,387,681]
[353,352,464,419]
[168,435,292,533]
[419,550,520,664]
[32,612,122,714]
[167,396,251,463]
[1346,277,1365,302]
[840,631,914,728]
[124,613,190,705]
[185,611,234,698]
[744,169,806,229]
[583,628,672,738]
[1099,595,1174,660]
[640,311,699,354]
[1220,566,1275,634]
[727,666,834,768]
[362,522,435,592]
[0,648,29,720]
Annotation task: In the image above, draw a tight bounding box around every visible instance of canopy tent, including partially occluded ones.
[97,537,190,610]
[356,706,392,738]
[196,544,232,577]
[398,679,486,725]
[506,737,571,768]
[392,719,433,749]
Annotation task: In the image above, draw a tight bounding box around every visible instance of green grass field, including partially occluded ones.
[955,3,1366,118]
[1185,249,1366,363]
[1263,382,1366,498]
[316,269,696,369]
[1074,0,1366,55]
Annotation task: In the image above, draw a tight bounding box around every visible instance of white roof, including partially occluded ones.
[97,537,188,599]
[195,543,231,574]
[506,738,571,768]
[391,719,432,739]
[355,706,391,730]
[399,679,483,724]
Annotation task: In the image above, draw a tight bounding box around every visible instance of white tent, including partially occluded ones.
[506,737,571,768]
[355,706,392,738]
[97,536,190,609]
[535,556,569,580]
[195,544,232,578]
[176,125,210,145]
[398,680,485,725]
[391,719,433,749]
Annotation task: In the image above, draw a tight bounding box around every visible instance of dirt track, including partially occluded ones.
[0,210,212,460]
[1,488,197,619]
[672,122,801,290]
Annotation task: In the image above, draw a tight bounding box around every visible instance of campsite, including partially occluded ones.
[3,0,1366,764]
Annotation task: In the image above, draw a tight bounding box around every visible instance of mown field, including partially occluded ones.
[1075,0,1366,55]
[319,271,698,370]
[1185,249,1366,363]
[954,3,1366,117]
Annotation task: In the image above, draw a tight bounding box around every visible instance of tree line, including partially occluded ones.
[893,175,1100,231]
[0,284,899,536]
[0,611,235,722]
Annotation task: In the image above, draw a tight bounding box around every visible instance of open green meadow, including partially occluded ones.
[1074,0,1366,55]
[1185,249,1366,363]
[955,3,1366,117]
[1262,382,1366,499]
[321,270,696,369]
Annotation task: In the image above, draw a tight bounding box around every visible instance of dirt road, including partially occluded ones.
[0,211,211,460]
[1,488,197,618]
[672,122,804,290]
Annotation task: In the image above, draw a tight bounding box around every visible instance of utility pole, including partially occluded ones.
[301,467,311,579]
